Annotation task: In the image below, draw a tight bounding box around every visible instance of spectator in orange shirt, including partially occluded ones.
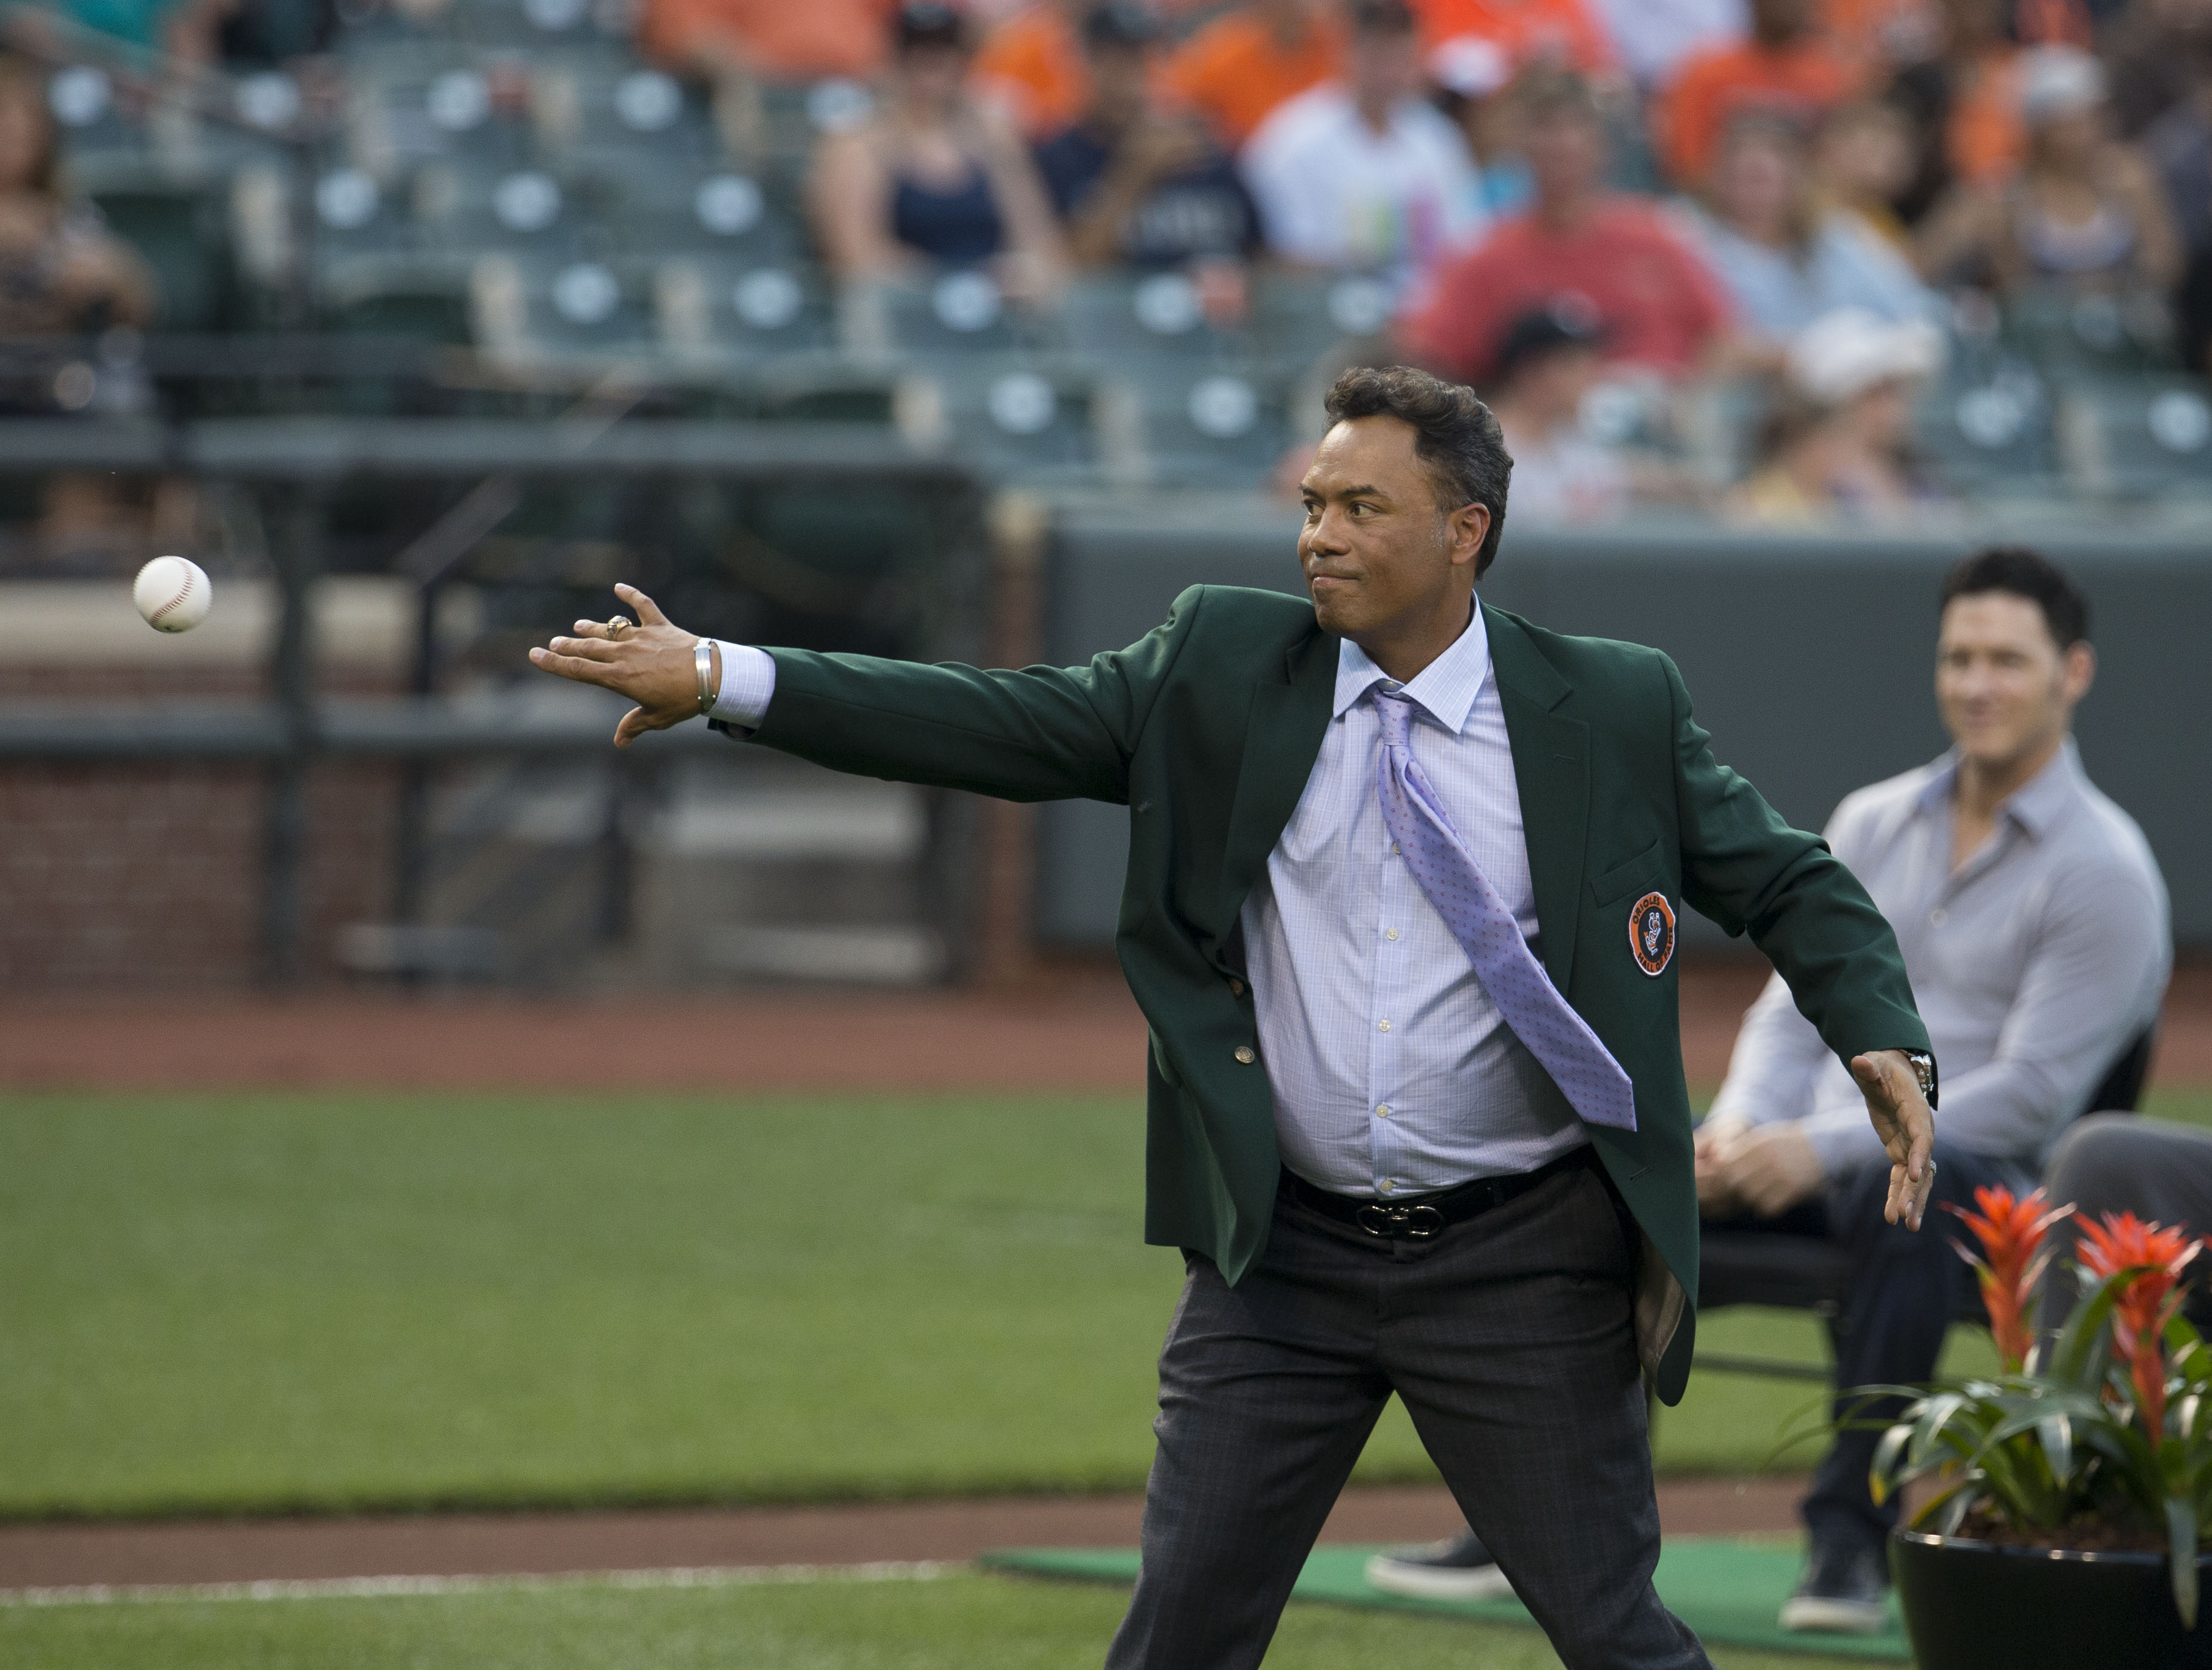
[1160,0,1346,148]
[641,0,897,83]
[974,0,1093,139]
[1656,0,1857,186]
[1400,70,1734,380]
[1409,0,1618,79]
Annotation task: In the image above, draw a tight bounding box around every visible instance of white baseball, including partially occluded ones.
[133,556,213,633]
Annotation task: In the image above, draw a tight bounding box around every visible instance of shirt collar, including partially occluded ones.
[1912,737,2085,839]
[1333,603,1490,733]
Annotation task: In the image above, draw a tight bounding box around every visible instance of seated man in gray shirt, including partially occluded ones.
[1701,547,2170,1634]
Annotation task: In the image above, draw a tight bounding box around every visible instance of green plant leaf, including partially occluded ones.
[2170,1495,2200,1631]
[2038,1413,2074,1491]
[2053,1272,2132,1387]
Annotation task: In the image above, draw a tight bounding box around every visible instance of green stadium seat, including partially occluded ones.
[2057,376,2212,500]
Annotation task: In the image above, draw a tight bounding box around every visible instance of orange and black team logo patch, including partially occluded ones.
[1629,892,1676,977]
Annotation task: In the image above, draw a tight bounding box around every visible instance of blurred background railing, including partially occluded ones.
[0,0,2205,992]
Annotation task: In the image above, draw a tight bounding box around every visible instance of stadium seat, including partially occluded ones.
[473,252,658,363]
[607,166,803,266]
[2057,376,2212,501]
[1060,271,1247,363]
[895,357,1107,483]
[553,65,720,167]
[842,271,1049,358]
[2005,283,2179,380]
[1247,270,1394,368]
[654,255,835,358]
[1913,357,2061,495]
[416,159,585,261]
[1107,359,1293,488]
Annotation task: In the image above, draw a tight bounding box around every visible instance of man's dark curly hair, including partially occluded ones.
[1323,364,1512,576]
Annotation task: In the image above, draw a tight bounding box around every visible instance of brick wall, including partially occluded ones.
[0,648,401,994]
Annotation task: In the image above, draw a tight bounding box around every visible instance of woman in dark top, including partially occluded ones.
[811,2,1065,297]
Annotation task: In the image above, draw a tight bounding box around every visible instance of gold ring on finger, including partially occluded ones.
[606,616,632,638]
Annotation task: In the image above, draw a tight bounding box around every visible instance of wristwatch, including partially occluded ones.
[1899,1049,1939,1111]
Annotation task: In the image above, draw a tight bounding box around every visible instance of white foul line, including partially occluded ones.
[0,1559,962,1609]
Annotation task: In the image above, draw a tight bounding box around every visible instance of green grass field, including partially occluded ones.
[0,1568,1882,1670]
[6,1088,2208,1521]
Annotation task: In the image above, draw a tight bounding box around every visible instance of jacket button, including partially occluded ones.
[1228,978,1245,997]
[1234,1045,1256,1065]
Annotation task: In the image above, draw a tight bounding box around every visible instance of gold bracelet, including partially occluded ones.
[694,641,716,716]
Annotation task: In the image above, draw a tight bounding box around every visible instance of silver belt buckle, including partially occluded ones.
[1355,1202,1447,1240]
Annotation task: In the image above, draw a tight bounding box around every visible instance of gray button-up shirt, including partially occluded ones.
[1709,740,2170,1184]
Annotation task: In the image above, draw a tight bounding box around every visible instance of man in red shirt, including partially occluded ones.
[1398,72,1733,386]
[1656,0,1860,186]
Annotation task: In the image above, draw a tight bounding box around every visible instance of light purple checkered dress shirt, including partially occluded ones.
[1240,607,1589,1200]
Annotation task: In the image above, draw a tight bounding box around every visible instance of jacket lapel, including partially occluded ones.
[1486,604,1591,995]
[1218,625,1336,926]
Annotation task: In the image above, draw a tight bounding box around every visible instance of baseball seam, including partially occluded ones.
[148,572,196,625]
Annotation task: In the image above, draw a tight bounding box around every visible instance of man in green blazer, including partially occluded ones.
[531,366,1938,1670]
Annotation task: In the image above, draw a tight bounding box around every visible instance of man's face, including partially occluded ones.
[1935,592,2095,772]
[1298,416,1488,641]
[1348,30,1424,110]
[1524,108,1606,201]
[1086,43,1153,130]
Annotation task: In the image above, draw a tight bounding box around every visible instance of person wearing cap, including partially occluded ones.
[1409,0,1620,81]
[1240,0,1487,295]
[1654,0,1858,188]
[1725,305,1942,526]
[810,4,1068,298]
[1684,113,1938,344]
[1159,0,1346,151]
[1702,545,2169,1632]
[974,0,1096,142]
[1032,4,1263,273]
[1915,44,2182,298]
[1400,71,1734,382]
[1477,301,1633,522]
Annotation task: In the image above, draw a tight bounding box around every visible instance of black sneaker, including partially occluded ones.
[1363,1529,1516,1602]
[1778,1540,1889,1634]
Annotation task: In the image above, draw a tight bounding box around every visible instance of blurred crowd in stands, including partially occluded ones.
[4,0,2212,525]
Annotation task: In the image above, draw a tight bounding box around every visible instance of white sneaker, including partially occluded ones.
[1363,1531,1518,1602]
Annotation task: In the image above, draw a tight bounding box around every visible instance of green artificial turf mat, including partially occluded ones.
[982,1538,1908,1660]
[0,1567,1893,1670]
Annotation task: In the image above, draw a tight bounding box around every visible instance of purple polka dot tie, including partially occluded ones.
[1374,691,1637,1132]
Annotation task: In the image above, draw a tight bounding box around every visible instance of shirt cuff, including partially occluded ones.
[709,642,776,729]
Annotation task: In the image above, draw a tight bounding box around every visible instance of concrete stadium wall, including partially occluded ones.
[1032,504,2212,953]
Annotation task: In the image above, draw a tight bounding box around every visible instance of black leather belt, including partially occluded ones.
[1278,1146,1595,1241]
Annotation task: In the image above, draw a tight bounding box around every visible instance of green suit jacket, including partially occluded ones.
[741,585,1928,1403]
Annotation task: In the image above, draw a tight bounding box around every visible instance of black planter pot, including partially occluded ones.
[1892,1529,2212,1669]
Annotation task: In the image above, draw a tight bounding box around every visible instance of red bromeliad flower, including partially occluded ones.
[2076,1212,2202,1440]
[1946,1185,2074,1374]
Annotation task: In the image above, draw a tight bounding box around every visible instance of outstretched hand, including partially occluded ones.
[526,583,715,747]
[1852,1050,1936,1230]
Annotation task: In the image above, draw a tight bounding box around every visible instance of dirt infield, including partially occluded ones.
[0,1478,1808,1591]
[4,957,2205,1092]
